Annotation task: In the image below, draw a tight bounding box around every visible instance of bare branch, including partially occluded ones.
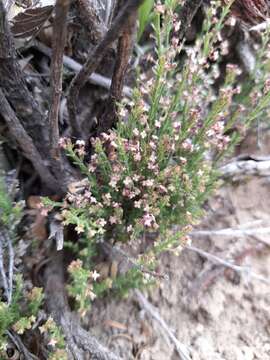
[34,41,133,98]
[49,0,70,159]
[6,231,14,305]
[191,226,270,238]
[0,232,9,303]
[177,0,203,41]
[0,0,50,158]
[220,158,270,178]
[0,89,59,191]
[135,290,192,360]
[97,7,137,134]
[76,0,107,42]
[186,245,270,285]
[67,0,144,137]
[6,330,39,360]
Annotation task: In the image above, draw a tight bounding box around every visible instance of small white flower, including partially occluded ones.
[92,270,100,281]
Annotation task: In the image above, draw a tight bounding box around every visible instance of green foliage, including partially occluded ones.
[39,317,68,359]
[67,260,99,316]
[0,275,44,354]
[0,177,21,229]
[51,0,270,297]
[138,0,155,40]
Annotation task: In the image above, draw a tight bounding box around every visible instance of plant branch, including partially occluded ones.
[186,245,270,284]
[49,0,70,159]
[76,0,107,43]
[0,89,59,191]
[34,41,133,98]
[135,290,192,360]
[0,0,50,158]
[97,7,137,134]
[67,0,144,137]
[220,157,270,178]
[177,0,203,41]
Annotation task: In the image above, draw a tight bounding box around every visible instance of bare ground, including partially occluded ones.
[85,131,270,360]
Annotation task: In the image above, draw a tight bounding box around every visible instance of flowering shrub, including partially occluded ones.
[0,275,44,355]
[49,0,270,295]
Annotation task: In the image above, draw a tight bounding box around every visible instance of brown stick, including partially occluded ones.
[0,0,50,158]
[67,0,145,138]
[177,0,203,41]
[0,89,59,191]
[49,0,70,159]
[97,10,137,134]
[76,0,107,43]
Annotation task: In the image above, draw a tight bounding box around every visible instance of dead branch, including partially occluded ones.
[44,251,122,360]
[135,290,192,360]
[189,244,265,297]
[34,41,133,98]
[0,89,59,191]
[49,0,70,159]
[220,157,270,178]
[186,245,270,285]
[76,0,108,43]
[0,0,50,158]
[0,231,10,303]
[100,241,168,280]
[6,330,39,360]
[6,231,14,305]
[177,0,203,41]
[191,226,270,239]
[67,0,144,137]
[250,19,270,31]
[97,6,137,134]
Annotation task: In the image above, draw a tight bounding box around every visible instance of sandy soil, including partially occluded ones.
[87,131,270,360]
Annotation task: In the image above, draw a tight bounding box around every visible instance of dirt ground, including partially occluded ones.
[86,130,270,360]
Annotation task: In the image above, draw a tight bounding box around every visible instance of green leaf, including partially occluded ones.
[138,0,155,41]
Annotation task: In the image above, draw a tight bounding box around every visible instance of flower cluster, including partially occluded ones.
[67,260,100,316]
[52,0,270,294]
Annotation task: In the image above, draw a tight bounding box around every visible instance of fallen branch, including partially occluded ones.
[220,158,270,178]
[0,231,10,303]
[34,41,133,98]
[67,0,144,137]
[135,290,192,360]
[191,226,270,239]
[186,245,270,285]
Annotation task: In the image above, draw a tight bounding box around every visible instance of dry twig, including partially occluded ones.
[186,245,270,285]
[34,41,133,98]
[177,0,203,41]
[0,0,50,158]
[220,157,270,178]
[135,290,192,360]
[0,89,59,191]
[77,0,108,42]
[191,226,270,239]
[49,0,70,159]
[67,0,144,137]
[97,4,137,134]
